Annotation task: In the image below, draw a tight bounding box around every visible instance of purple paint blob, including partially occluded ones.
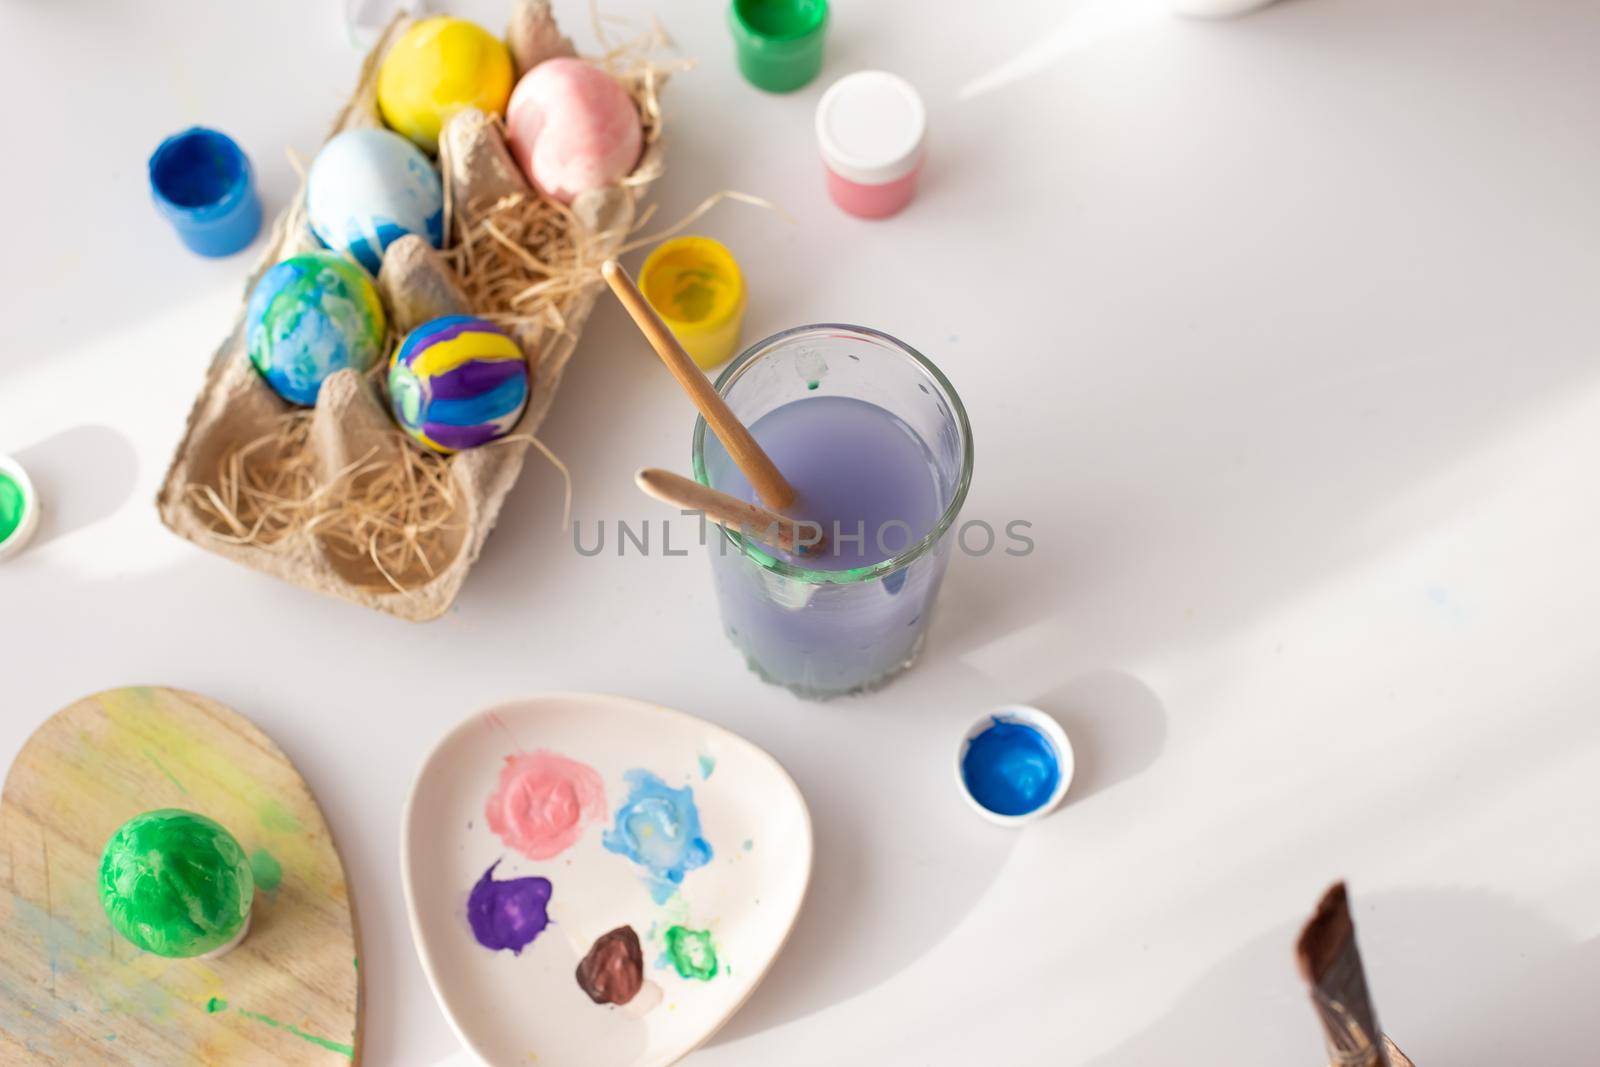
[466,860,552,954]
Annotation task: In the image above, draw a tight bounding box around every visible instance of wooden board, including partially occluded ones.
[0,687,362,1064]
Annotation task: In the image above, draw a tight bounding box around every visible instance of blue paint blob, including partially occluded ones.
[961,718,1061,817]
[603,770,713,903]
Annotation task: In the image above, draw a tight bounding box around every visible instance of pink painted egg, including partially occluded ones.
[505,58,643,204]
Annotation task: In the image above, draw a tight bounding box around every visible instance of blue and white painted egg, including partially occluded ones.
[306,128,444,273]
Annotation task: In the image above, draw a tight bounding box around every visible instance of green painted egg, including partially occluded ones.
[98,809,254,958]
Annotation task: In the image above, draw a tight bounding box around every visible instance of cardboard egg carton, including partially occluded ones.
[156,4,663,620]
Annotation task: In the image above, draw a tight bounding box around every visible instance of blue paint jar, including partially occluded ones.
[148,127,262,257]
[956,706,1074,825]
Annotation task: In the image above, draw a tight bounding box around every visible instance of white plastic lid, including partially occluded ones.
[0,453,39,562]
[815,71,926,186]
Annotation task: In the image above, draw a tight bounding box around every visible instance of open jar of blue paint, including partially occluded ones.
[148,127,262,257]
[956,706,1074,826]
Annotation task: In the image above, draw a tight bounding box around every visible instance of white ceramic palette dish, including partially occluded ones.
[402,693,813,1067]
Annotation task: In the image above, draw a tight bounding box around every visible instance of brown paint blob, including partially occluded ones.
[575,925,645,1006]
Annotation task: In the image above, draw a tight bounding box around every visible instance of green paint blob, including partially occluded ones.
[206,997,228,1014]
[98,809,254,958]
[144,750,188,795]
[237,1008,354,1059]
[698,754,716,779]
[258,798,303,834]
[672,270,720,322]
[663,925,719,981]
[249,849,282,893]
[806,380,820,390]
[0,470,25,544]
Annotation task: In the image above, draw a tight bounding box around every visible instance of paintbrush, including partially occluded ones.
[601,259,798,512]
[1297,882,1414,1067]
[635,468,826,557]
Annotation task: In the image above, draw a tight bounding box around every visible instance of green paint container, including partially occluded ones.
[0,454,39,562]
[729,0,829,93]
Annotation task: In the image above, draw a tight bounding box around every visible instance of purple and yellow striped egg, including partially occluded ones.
[388,316,529,453]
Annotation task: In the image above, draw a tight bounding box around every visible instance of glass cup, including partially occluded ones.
[692,324,974,699]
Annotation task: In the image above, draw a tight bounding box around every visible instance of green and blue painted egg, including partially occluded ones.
[388,315,529,453]
[246,251,387,406]
[306,128,444,273]
[98,809,254,959]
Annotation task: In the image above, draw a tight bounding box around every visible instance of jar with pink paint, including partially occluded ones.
[814,71,926,220]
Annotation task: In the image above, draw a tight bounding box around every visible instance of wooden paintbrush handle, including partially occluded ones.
[635,468,823,556]
[1380,1037,1413,1067]
[602,260,797,512]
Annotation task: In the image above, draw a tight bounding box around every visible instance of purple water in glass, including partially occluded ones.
[693,325,972,698]
[703,395,943,570]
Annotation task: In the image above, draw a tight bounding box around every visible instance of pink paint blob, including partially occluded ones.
[486,750,607,860]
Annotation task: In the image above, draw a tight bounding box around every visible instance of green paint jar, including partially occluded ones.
[729,0,829,94]
[0,454,39,562]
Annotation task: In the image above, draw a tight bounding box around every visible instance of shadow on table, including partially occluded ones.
[1086,888,1600,1065]
[707,664,1020,1046]
[1035,670,1167,806]
[713,667,1167,1046]
[15,425,139,550]
[919,0,1600,699]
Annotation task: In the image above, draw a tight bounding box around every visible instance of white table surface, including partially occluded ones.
[4,0,1599,1063]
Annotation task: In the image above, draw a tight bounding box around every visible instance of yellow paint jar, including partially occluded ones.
[641,237,748,370]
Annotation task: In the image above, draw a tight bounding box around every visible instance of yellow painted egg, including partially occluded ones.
[378,17,514,152]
